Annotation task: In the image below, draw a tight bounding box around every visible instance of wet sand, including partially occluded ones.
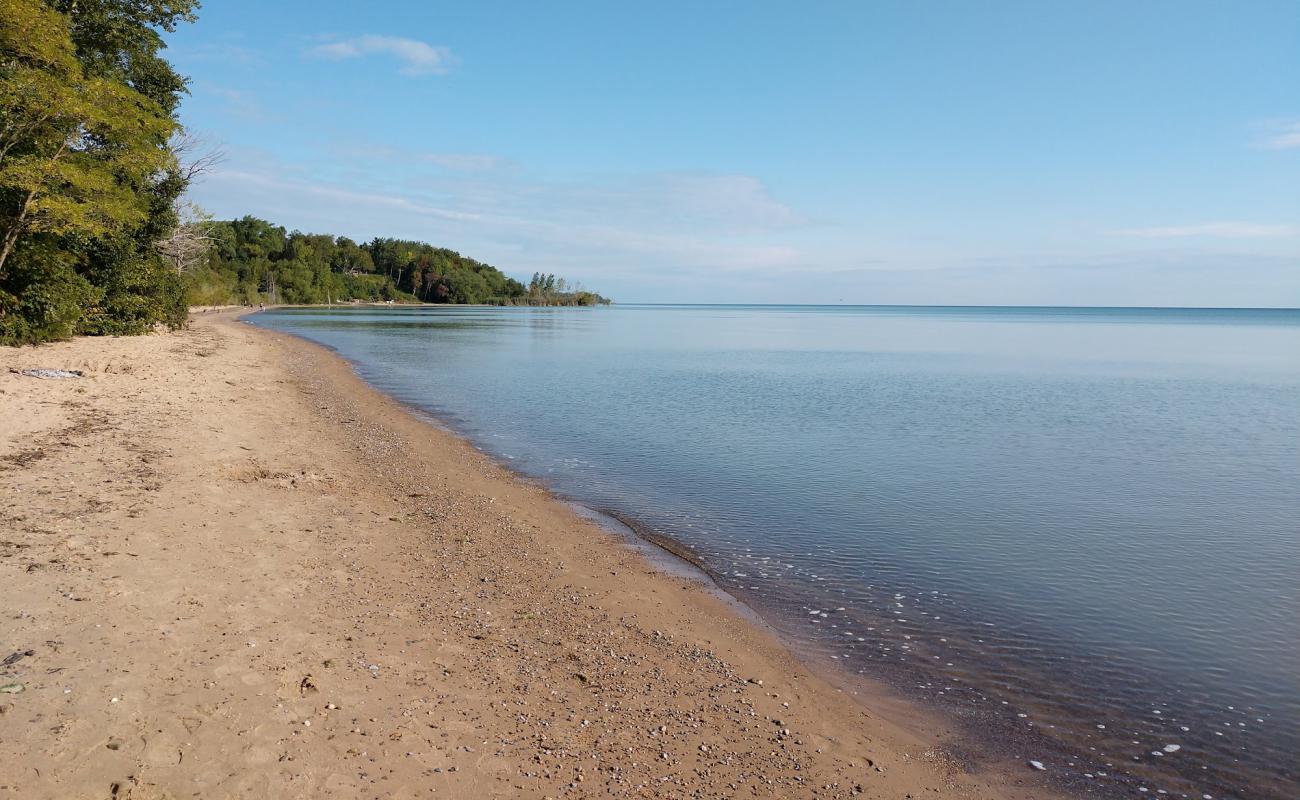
[0,310,1050,799]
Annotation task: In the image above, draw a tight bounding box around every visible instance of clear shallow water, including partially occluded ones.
[254,304,1300,799]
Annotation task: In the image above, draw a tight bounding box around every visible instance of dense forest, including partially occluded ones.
[184,216,609,308]
[0,1,606,345]
[0,0,198,345]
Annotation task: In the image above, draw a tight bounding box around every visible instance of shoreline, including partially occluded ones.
[252,305,1300,800]
[239,309,1070,796]
[0,310,1046,798]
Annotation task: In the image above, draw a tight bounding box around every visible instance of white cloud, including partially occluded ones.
[1110,222,1297,239]
[1253,120,1300,151]
[306,35,457,76]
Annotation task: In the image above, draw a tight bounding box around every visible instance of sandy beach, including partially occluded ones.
[0,310,1044,799]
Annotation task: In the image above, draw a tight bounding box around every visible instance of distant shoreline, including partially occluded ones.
[215,301,1300,313]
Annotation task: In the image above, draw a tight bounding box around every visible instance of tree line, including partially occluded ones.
[183,215,610,308]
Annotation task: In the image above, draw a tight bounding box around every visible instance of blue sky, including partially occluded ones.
[167,1,1299,305]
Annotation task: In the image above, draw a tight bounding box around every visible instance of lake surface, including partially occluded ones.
[253,304,1300,799]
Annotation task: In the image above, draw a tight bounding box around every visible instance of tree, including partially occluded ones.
[0,0,200,343]
[331,236,373,274]
[0,0,175,275]
[155,199,213,273]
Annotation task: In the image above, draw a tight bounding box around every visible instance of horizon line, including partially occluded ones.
[605,302,1300,311]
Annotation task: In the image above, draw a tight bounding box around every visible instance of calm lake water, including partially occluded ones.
[253,305,1300,799]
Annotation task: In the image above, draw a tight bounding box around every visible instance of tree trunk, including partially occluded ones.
[0,140,67,277]
[0,188,38,277]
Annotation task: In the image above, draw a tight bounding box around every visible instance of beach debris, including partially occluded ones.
[0,683,24,694]
[299,675,318,696]
[1,649,34,668]
[9,368,84,379]
[1162,744,1181,753]
[1027,760,1046,771]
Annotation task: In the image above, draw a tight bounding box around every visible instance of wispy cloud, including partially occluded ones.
[1110,222,1297,239]
[296,141,801,237]
[210,169,485,222]
[322,143,505,172]
[418,153,502,171]
[306,35,457,76]
[635,173,805,232]
[196,164,807,275]
[1252,120,1300,151]
[198,84,274,122]
[464,171,803,237]
[189,141,1299,305]
[171,33,265,69]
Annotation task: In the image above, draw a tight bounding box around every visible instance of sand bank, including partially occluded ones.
[0,311,1046,798]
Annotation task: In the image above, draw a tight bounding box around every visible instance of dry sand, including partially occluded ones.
[0,311,1049,799]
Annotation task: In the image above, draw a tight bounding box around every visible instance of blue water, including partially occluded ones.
[253,304,1300,799]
